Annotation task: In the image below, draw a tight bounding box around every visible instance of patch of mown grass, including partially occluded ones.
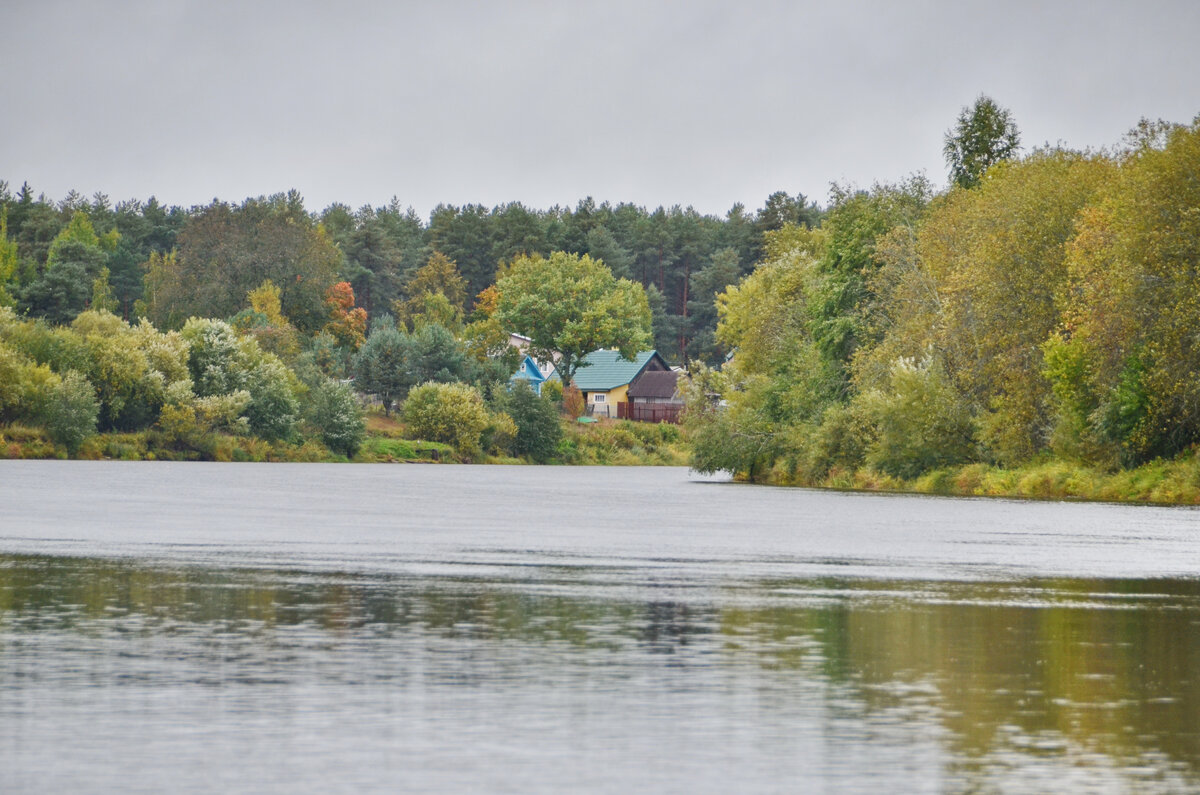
[355,435,455,463]
[358,436,418,462]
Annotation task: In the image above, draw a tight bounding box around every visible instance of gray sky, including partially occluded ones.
[3,0,1199,217]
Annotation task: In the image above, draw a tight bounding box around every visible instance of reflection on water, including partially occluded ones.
[3,553,1199,793]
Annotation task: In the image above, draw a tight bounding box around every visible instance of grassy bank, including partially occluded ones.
[0,414,689,467]
[771,454,1200,505]
[15,412,1194,507]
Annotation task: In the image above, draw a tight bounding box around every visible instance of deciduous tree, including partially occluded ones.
[943,95,1021,189]
[492,252,651,387]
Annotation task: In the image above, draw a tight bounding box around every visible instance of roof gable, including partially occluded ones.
[628,369,681,399]
[571,350,666,391]
[510,354,547,384]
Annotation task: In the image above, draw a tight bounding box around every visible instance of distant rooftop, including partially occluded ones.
[571,350,660,391]
[627,369,681,400]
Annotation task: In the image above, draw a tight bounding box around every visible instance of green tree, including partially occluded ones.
[352,319,410,414]
[350,319,467,412]
[584,225,633,280]
[307,377,366,458]
[809,177,933,394]
[145,197,341,332]
[492,251,652,388]
[393,251,467,330]
[242,354,299,441]
[90,267,118,314]
[71,310,165,430]
[0,208,18,307]
[498,380,562,462]
[686,247,743,363]
[39,370,100,453]
[943,95,1021,189]
[1047,118,1200,463]
[21,211,108,324]
[684,364,779,481]
[917,149,1113,463]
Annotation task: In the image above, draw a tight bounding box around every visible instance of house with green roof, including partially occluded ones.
[565,349,670,418]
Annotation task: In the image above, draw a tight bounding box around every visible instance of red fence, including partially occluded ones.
[616,401,682,424]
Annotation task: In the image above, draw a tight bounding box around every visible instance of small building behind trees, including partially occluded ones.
[509,354,549,395]
[569,350,668,419]
[623,369,684,424]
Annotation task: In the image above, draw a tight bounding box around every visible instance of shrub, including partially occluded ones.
[501,381,562,462]
[858,354,976,479]
[194,390,252,434]
[562,385,585,418]
[402,381,490,457]
[181,318,246,396]
[540,379,563,404]
[243,357,298,441]
[481,411,517,456]
[803,403,871,479]
[308,378,366,458]
[39,370,99,454]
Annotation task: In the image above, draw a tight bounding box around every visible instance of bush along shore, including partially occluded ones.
[754,454,1200,506]
[0,412,689,467]
[684,114,1200,509]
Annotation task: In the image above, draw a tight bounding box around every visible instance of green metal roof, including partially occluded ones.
[570,350,659,391]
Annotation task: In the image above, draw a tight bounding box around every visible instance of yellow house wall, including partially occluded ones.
[585,384,631,416]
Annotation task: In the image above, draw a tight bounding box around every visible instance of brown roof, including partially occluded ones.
[627,369,681,399]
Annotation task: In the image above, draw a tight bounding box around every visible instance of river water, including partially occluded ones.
[1,461,1198,793]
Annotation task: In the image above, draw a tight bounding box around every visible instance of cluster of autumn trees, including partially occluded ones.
[0,306,364,456]
[689,107,1200,481]
[0,169,805,457]
[0,182,816,362]
[0,183,664,458]
[6,97,1197,475]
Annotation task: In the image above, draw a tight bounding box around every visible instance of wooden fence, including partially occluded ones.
[616,401,682,424]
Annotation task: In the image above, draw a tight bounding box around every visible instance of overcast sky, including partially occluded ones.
[3,0,1199,218]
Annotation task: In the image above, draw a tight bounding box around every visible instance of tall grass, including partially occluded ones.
[801,453,1200,505]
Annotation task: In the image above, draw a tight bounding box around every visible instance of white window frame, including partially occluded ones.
[593,393,606,403]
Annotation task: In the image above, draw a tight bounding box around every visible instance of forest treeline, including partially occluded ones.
[4,99,1200,495]
[0,169,793,459]
[687,113,1200,488]
[0,182,819,366]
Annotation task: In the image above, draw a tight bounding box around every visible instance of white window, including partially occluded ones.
[593,393,606,403]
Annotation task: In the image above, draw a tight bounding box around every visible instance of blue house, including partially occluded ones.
[510,354,548,395]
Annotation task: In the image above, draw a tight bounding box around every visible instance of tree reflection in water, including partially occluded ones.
[2,554,1198,790]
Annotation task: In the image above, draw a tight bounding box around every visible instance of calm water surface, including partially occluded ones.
[2,461,1199,793]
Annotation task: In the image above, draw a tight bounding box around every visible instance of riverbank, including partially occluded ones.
[7,416,1197,505]
[0,413,690,467]
[767,455,1200,505]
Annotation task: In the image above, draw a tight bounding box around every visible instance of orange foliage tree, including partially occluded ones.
[323,281,367,349]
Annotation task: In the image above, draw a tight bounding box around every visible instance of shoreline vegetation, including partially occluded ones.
[765,457,1200,506]
[3,103,1200,507]
[0,411,690,468]
[4,413,1199,506]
